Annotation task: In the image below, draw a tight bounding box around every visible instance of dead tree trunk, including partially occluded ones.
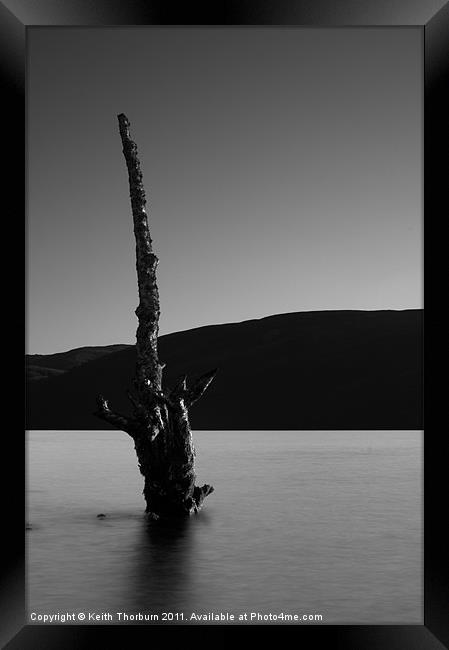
[94,113,216,519]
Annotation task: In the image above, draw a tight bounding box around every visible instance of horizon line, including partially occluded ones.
[26,306,423,356]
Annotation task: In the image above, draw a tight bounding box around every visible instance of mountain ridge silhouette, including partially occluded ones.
[26,309,423,430]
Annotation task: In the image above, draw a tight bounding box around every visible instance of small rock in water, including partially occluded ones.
[97,513,106,519]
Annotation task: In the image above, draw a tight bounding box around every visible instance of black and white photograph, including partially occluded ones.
[0,0,446,643]
[23,25,426,630]
[0,0,444,643]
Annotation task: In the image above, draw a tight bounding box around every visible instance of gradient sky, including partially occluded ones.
[27,27,423,354]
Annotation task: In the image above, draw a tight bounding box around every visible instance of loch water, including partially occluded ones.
[27,430,422,624]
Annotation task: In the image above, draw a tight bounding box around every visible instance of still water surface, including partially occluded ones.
[27,431,422,624]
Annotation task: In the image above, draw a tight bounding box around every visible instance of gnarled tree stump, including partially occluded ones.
[94,114,216,518]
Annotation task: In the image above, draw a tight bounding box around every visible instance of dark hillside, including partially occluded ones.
[26,310,423,430]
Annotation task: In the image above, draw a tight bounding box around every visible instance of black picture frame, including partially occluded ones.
[3,1,447,648]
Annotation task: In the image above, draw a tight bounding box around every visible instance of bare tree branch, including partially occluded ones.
[117,113,164,394]
[168,374,188,399]
[187,368,218,407]
[94,395,135,436]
